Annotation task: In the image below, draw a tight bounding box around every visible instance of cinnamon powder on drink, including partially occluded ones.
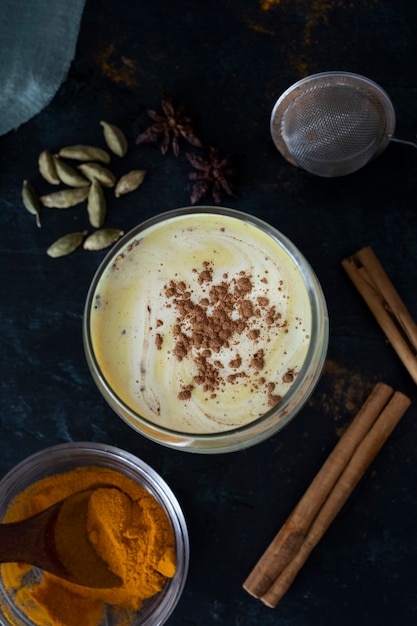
[160,261,293,406]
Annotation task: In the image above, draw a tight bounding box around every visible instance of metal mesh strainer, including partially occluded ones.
[270,72,397,177]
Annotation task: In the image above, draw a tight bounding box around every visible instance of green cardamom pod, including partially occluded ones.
[77,162,116,187]
[40,186,90,208]
[47,230,88,258]
[53,155,89,187]
[100,121,128,157]
[87,179,107,228]
[115,170,146,197]
[58,144,111,164]
[83,228,124,251]
[22,180,41,227]
[38,150,60,185]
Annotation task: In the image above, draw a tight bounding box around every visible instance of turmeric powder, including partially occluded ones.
[1,466,177,626]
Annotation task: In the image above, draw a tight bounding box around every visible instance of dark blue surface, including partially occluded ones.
[1,1,417,624]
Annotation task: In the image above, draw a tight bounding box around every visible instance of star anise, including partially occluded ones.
[135,93,202,156]
[186,146,238,205]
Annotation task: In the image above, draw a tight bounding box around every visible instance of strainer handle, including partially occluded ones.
[388,134,417,149]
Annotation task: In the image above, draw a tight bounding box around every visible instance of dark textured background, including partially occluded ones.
[1,0,417,624]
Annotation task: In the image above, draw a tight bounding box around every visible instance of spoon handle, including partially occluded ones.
[0,508,59,569]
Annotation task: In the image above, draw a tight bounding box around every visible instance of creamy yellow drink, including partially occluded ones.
[89,212,312,434]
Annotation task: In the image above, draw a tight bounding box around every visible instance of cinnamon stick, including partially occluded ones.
[243,382,392,598]
[261,389,410,607]
[342,246,417,384]
[243,383,411,606]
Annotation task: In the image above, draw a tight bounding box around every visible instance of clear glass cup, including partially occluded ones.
[83,206,329,453]
[0,442,189,626]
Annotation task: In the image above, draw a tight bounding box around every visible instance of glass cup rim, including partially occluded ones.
[83,206,329,452]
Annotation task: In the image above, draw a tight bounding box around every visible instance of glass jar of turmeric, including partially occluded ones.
[0,442,189,626]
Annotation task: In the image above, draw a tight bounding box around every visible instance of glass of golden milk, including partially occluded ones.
[83,207,328,453]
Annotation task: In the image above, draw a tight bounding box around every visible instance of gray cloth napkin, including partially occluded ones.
[0,0,86,136]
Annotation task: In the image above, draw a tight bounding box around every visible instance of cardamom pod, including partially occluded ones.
[38,150,60,185]
[53,155,89,187]
[77,162,116,187]
[115,170,146,197]
[87,179,107,228]
[22,180,41,227]
[83,228,124,251]
[100,121,128,157]
[47,230,88,258]
[40,186,90,208]
[58,144,111,164]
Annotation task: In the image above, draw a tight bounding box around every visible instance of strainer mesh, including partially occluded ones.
[279,82,389,176]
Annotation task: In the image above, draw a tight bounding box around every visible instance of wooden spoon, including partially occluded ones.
[0,489,122,588]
